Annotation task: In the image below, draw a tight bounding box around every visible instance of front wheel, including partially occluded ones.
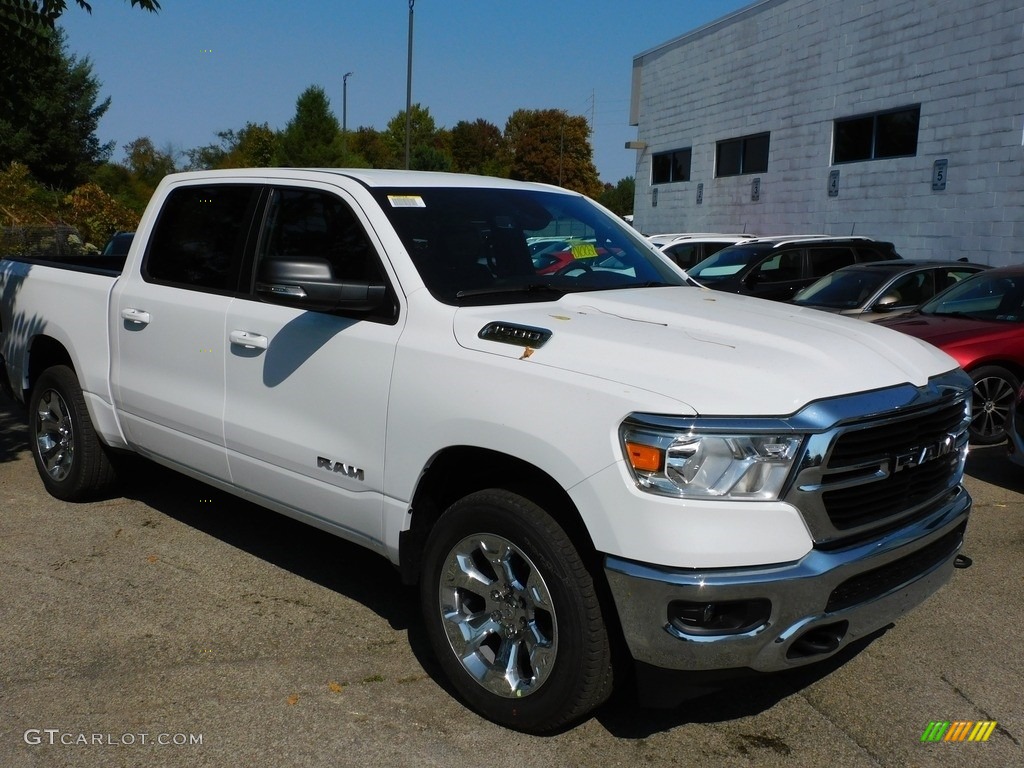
[420,489,613,733]
[969,365,1019,445]
[28,365,116,500]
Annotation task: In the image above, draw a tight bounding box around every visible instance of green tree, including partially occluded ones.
[385,104,448,169]
[186,122,279,170]
[0,27,114,189]
[277,86,341,167]
[504,109,602,198]
[349,126,395,169]
[1,1,160,50]
[123,136,177,187]
[0,161,62,228]
[598,176,635,217]
[450,119,508,177]
[92,135,177,211]
[411,145,451,172]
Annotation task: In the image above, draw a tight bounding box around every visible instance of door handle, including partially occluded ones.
[120,308,151,325]
[229,330,268,350]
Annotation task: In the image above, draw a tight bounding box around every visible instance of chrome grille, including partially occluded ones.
[828,401,967,467]
[786,388,970,546]
[822,453,960,530]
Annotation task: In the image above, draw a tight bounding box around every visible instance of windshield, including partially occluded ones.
[687,244,771,282]
[793,269,891,309]
[372,187,684,304]
[919,271,1024,322]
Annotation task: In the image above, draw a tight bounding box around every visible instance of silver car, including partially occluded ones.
[792,259,988,321]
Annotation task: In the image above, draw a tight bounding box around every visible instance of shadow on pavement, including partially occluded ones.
[964,442,1024,492]
[595,629,886,738]
[115,457,420,635]
[0,395,27,463]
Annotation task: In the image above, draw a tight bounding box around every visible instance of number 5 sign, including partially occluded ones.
[932,159,948,191]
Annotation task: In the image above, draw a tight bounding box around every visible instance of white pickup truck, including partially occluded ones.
[0,169,973,732]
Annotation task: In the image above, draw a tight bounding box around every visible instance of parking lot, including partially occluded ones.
[0,396,1021,768]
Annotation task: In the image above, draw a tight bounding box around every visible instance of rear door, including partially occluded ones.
[744,248,808,300]
[111,182,261,480]
[222,182,403,545]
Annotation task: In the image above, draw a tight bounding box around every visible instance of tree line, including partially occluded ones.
[0,4,634,248]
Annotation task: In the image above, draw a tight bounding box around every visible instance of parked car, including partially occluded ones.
[792,259,988,321]
[686,236,900,301]
[651,233,756,271]
[1006,383,1024,466]
[101,231,134,257]
[876,265,1024,444]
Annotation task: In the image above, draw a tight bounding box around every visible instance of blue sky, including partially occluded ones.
[59,0,754,184]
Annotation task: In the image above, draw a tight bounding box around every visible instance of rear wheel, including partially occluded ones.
[420,489,613,733]
[29,365,116,500]
[969,365,1019,445]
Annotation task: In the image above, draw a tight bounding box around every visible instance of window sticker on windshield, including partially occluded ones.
[388,195,426,208]
[571,243,598,259]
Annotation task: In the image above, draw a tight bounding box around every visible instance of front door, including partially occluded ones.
[223,184,403,547]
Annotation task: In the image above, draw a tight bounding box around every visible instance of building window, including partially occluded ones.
[833,105,920,163]
[715,133,769,177]
[652,148,692,184]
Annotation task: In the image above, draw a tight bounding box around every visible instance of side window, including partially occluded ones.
[755,250,802,283]
[256,188,391,314]
[887,270,935,306]
[664,243,699,269]
[144,185,259,292]
[808,247,855,278]
[941,268,979,291]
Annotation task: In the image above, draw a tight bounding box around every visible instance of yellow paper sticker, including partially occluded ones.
[387,195,426,208]
[571,243,598,259]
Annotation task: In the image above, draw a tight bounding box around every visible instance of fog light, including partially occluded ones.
[667,598,772,636]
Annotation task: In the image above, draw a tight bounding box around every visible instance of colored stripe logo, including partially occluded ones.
[921,721,997,742]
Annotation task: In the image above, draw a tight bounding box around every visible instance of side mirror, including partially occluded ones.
[872,292,902,311]
[255,257,387,313]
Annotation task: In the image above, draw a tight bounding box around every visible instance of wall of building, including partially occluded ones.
[629,0,1024,264]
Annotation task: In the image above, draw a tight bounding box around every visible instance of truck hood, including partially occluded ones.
[452,287,959,416]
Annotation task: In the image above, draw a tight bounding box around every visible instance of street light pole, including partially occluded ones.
[343,71,353,135]
[342,71,353,161]
[405,0,415,169]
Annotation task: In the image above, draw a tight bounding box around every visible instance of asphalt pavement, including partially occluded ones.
[0,396,1021,767]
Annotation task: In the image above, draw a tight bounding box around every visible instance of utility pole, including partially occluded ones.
[405,0,415,169]
[343,71,353,160]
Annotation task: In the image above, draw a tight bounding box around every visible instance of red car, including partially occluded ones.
[876,265,1024,444]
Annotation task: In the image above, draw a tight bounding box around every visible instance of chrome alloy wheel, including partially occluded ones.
[972,374,1015,441]
[34,388,75,481]
[437,533,557,698]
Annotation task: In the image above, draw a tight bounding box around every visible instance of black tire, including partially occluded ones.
[968,365,1019,445]
[28,365,117,500]
[420,489,613,733]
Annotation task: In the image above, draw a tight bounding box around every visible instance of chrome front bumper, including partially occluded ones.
[604,485,970,673]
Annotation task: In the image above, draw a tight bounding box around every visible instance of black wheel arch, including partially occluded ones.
[25,335,75,400]
[399,446,599,586]
[966,359,1024,383]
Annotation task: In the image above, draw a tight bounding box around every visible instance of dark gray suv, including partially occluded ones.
[686,235,900,301]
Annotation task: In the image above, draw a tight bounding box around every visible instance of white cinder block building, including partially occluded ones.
[628,0,1024,264]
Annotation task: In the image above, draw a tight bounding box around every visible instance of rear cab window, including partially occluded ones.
[143,184,261,293]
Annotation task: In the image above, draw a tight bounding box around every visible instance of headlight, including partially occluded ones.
[621,421,804,500]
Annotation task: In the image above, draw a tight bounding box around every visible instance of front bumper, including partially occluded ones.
[604,484,970,672]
